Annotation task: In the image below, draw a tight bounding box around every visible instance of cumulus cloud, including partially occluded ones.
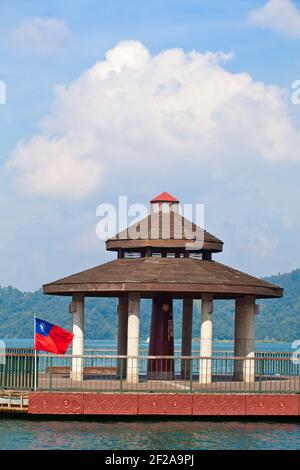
[12,17,71,54]
[7,40,300,199]
[249,0,300,37]
[10,136,101,199]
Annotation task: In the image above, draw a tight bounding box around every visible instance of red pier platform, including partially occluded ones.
[28,392,300,417]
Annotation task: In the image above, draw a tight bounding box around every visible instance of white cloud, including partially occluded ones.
[249,0,300,37]
[7,40,300,200]
[12,17,71,54]
[10,136,101,199]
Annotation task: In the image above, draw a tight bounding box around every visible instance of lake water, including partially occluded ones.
[0,416,299,450]
[0,339,299,450]
[1,338,295,352]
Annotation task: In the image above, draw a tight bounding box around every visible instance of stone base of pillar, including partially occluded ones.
[70,358,83,382]
[243,354,255,383]
[126,361,139,384]
[234,296,256,383]
[199,357,212,385]
[117,358,127,381]
[234,360,255,383]
[234,361,244,382]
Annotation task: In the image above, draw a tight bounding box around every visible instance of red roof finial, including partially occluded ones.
[150,192,179,203]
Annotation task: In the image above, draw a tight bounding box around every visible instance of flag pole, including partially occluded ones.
[34,314,37,391]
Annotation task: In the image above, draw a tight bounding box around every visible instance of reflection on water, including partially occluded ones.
[0,417,299,450]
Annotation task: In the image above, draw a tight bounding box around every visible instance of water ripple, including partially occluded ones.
[0,417,299,450]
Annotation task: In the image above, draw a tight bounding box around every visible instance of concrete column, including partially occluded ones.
[117,296,128,379]
[181,298,193,379]
[126,293,140,383]
[234,295,256,383]
[199,294,213,384]
[71,294,84,381]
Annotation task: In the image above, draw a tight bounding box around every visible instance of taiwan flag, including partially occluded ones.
[34,318,74,354]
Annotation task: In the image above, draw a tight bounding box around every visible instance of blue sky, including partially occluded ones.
[1,0,300,290]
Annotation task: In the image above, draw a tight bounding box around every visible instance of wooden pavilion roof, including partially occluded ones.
[43,258,283,299]
[106,212,223,253]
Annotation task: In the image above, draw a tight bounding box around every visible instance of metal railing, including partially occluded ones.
[0,350,35,389]
[0,351,299,394]
[84,348,294,358]
[4,347,293,359]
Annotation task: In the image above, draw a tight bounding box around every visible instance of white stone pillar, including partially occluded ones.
[71,294,84,381]
[199,294,213,384]
[117,296,128,379]
[126,293,140,383]
[181,298,193,379]
[234,295,256,383]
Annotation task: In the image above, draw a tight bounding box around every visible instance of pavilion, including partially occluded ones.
[43,192,283,384]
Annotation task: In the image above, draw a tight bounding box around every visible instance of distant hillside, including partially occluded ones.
[0,269,299,342]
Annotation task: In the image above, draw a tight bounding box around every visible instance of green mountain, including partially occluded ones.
[0,269,299,342]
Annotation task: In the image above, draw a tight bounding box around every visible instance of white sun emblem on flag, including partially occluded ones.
[40,322,45,332]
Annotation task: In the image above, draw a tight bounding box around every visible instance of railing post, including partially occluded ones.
[120,357,123,392]
[190,356,193,392]
[49,356,52,390]
[45,355,48,390]
[258,359,263,393]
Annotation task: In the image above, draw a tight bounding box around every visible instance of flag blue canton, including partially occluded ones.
[35,318,52,336]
